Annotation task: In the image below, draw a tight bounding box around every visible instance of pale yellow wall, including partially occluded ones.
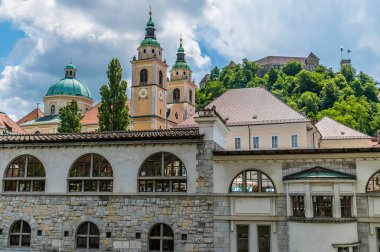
[320,139,370,148]
[43,95,93,116]
[22,124,59,134]
[225,122,309,150]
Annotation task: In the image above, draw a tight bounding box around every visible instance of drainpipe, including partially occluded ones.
[248,125,251,150]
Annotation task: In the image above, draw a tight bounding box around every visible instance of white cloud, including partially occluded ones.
[0,66,19,92]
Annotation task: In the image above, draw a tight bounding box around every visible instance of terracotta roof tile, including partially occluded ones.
[17,108,44,125]
[315,116,371,139]
[0,127,200,144]
[0,113,27,134]
[81,100,131,125]
[179,87,309,127]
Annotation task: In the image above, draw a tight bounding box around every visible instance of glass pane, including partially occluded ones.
[32,181,45,192]
[368,173,380,192]
[149,239,160,250]
[89,237,99,248]
[141,153,161,177]
[258,226,270,252]
[313,196,332,217]
[22,222,31,233]
[172,180,187,192]
[77,237,87,248]
[231,174,244,192]
[7,156,26,177]
[163,239,174,251]
[99,180,113,192]
[92,155,113,177]
[261,174,275,193]
[21,235,30,246]
[150,224,161,237]
[77,223,88,235]
[89,223,99,235]
[18,181,31,192]
[237,225,249,252]
[163,224,173,237]
[4,181,17,191]
[164,153,186,177]
[155,180,170,192]
[11,221,21,232]
[246,171,259,192]
[84,180,98,192]
[292,196,305,217]
[10,235,20,246]
[27,156,45,177]
[340,196,352,218]
[69,181,82,192]
[70,155,91,177]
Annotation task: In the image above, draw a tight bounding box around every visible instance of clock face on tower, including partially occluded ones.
[158,90,164,101]
[138,88,148,99]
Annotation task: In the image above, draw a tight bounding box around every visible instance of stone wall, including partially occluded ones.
[282,161,356,176]
[0,195,214,252]
[357,222,370,252]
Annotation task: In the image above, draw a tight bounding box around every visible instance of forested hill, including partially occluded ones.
[196,59,380,136]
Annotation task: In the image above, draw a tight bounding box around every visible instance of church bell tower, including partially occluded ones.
[130,8,168,130]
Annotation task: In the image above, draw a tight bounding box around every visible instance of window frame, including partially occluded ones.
[76,221,100,250]
[237,225,249,252]
[312,196,333,217]
[173,88,180,103]
[257,225,271,252]
[290,134,299,148]
[366,169,380,192]
[234,137,242,150]
[252,136,260,150]
[340,195,352,218]
[271,135,279,149]
[3,155,46,193]
[148,223,174,252]
[159,70,163,87]
[291,195,305,217]
[138,152,187,193]
[9,220,31,247]
[230,169,276,193]
[68,153,113,193]
[140,69,148,86]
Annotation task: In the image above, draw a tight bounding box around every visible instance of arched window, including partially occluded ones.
[189,90,193,103]
[4,155,45,192]
[76,222,99,249]
[68,154,113,192]
[173,89,180,103]
[10,220,31,247]
[366,170,380,192]
[149,223,174,252]
[138,152,187,192]
[230,170,275,193]
[51,105,55,115]
[140,69,148,86]
[159,71,163,87]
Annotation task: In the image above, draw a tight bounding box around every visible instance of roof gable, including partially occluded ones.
[283,166,356,180]
[315,116,370,139]
[17,108,44,125]
[0,113,27,134]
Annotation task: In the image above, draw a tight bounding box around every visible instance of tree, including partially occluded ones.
[341,64,356,83]
[98,58,129,131]
[58,100,82,133]
[281,62,302,76]
[298,91,320,118]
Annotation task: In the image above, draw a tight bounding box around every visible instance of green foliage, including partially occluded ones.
[281,62,302,76]
[58,100,82,133]
[98,58,129,131]
[196,60,380,135]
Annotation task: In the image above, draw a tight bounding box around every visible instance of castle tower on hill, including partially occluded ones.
[129,8,195,130]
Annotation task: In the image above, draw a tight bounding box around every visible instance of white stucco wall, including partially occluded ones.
[288,222,358,252]
[0,143,198,194]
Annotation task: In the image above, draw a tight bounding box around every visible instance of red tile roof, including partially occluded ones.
[0,127,200,144]
[179,87,309,127]
[315,116,371,139]
[0,112,27,134]
[17,108,44,125]
[81,100,131,125]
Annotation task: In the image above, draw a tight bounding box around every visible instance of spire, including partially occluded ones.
[64,60,77,79]
[172,35,190,70]
[145,6,156,39]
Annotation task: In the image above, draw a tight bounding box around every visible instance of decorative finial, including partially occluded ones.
[69,58,72,64]
[149,5,152,17]
[37,102,40,108]
[180,33,183,46]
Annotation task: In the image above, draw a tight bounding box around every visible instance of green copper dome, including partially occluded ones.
[46,78,93,100]
[140,37,160,47]
[172,62,190,70]
[65,63,76,70]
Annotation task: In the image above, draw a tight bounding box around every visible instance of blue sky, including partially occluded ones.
[0,0,380,120]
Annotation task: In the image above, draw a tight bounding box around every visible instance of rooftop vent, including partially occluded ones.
[252,114,257,119]
[341,132,345,135]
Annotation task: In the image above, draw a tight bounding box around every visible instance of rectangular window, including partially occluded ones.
[235,137,241,150]
[237,225,249,252]
[291,134,299,148]
[340,196,352,218]
[291,196,305,217]
[252,136,260,150]
[313,196,333,217]
[258,225,270,252]
[271,135,278,149]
